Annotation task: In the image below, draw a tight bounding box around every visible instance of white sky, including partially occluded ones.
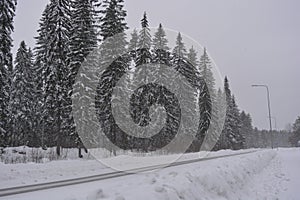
[12,0,300,130]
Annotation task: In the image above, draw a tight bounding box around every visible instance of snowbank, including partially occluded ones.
[1,149,277,200]
[106,150,276,200]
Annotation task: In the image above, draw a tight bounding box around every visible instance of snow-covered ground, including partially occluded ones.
[1,148,300,200]
[0,148,250,189]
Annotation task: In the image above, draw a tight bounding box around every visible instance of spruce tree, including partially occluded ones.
[96,0,129,155]
[152,23,169,51]
[172,32,187,58]
[220,77,245,150]
[11,41,36,146]
[0,0,17,147]
[289,116,300,146]
[212,88,227,151]
[128,29,139,52]
[199,48,215,96]
[187,46,199,67]
[220,76,232,149]
[35,0,72,155]
[34,4,51,148]
[230,95,244,149]
[137,12,151,50]
[240,111,253,148]
[170,36,199,152]
[68,0,98,85]
[197,74,212,150]
[152,23,170,86]
[68,0,99,155]
[152,23,171,85]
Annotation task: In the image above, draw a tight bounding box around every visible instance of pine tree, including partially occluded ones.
[170,36,199,152]
[137,12,151,50]
[34,4,51,148]
[68,0,98,85]
[230,95,244,149]
[197,73,212,150]
[289,116,300,146]
[220,77,245,150]
[197,48,216,150]
[68,0,99,156]
[211,88,227,151]
[96,0,129,155]
[152,23,171,85]
[240,111,253,148]
[100,0,128,57]
[151,23,170,88]
[0,0,17,147]
[199,48,215,96]
[187,46,198,67]
[35,0,72,155]
[11,41,36,146]
[128,29,139,52]
[152,23,169,51]
[100,0,127,40]
[126,12,153,152]
[219,76,232,149]
[172,32,187,58]
[28,47,45,148]
[99,0,128,75]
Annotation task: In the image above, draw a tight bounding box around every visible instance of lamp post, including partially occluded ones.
[252,84,273,149]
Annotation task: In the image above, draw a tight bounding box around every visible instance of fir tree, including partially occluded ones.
[0,0,17,147]
[131,12,152,134]
[221,77,245,150]
[35,0,72,155]
[170,38,199,152]
[230,95,244,149]
[199,48,215,96]
[11,41,36,146]
[152,23,171,84]
[240,111,253,148]
[100,0,127,40]
[212,88,227,151]
[96,0,129,155]
[128,29,139,52]
[197,74,212,150]
[34,4,51,148]
[68,0,98,85]
[172,32,187,58]
[152,23,169,51]
[187,46,199,67]
[289,116,300,146]
[137,12,152,50]
[68,0,99,156]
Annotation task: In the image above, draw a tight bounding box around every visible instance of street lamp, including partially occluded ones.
[251,84,273,149]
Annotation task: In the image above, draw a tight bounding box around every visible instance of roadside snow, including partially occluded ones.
[1,149,286,200]
[0,148,253,189]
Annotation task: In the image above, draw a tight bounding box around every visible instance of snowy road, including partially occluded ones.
[1,148,299,200]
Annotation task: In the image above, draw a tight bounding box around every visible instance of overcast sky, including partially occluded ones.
[12,0,300,130]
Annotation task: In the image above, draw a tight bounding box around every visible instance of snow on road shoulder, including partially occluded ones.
[140,150,276,200]
[1,150,277,200]
[0,148,254,189]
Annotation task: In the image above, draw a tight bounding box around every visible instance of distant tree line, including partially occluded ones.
[1,0,292,156]
[289,116,300,147]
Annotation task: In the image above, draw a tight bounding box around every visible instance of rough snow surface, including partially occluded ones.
[0,148,250,189]
[1,148,300,200]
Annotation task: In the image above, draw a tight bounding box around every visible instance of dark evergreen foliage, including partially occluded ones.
[1,1,263,155]
[0,0,17,147]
